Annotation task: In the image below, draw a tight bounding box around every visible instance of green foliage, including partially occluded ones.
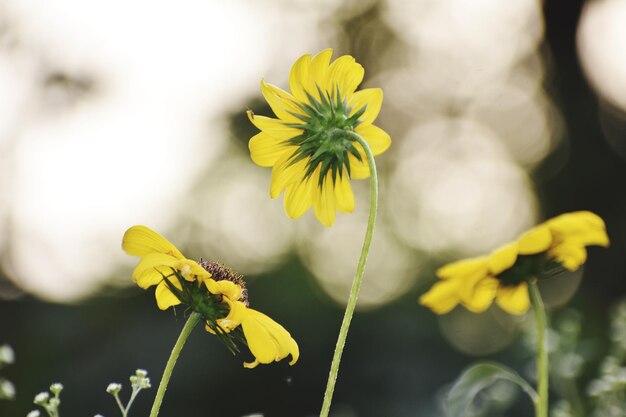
[446,362,537,417]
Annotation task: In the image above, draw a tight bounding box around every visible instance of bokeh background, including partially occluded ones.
[1,0,626,416]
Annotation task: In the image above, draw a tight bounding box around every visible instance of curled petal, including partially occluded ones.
[549,243,587,271]
[247,111,303,140]
[461,277,499,313]
[284,175,315,219]
[334,170,355,214]
[249,132,293,168]
[260,80,306,124]
[205,279,242,301]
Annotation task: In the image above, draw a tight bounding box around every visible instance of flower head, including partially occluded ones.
[122,226,299,368]
[420,211,609,316]
[248,49,391,226]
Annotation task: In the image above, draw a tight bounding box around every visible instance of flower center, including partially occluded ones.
[496,254,562,286]
[285,86,367,185]
[198,259,249,306]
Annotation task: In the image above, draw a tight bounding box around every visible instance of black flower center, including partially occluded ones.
[496,254,563,286]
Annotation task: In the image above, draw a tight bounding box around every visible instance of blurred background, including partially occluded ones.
[1,0,626,416]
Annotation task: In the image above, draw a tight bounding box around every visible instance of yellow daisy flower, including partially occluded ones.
[122,226,299,367]
[420,211,609,316]
[248,49,391,226]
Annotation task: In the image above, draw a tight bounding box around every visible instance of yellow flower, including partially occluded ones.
[420,211,609,316]
[248,49,391,226]
[122,226,299,368]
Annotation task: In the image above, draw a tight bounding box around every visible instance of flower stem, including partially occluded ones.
[320,132,378,417]
[149,311,201,417]
[529,281,549,417]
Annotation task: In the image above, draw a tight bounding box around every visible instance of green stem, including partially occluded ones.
[529,281,549,417]
[149,312,201,417]
[319,132,378,417]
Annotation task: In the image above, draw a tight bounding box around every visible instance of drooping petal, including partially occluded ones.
[249,132,293,168]
[354,124,391,156]
[269,152,309,198]
[154,280,182,310]
[284,175,315,219]
[289,53,312,102]
[326,54,364,98]
[260,80,306,124]
[488,243,518,275]
[518,225,552,255]
[461,277,499,313]
[334,170,355,214]
[419,279,463,314]
[247,111,303,140]
[241,308,299,368]
[312,171,336,227]
[496,283,530,315]
[348,88,383,126]
[122,226,184,259]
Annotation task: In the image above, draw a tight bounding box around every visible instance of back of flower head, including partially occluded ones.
[122,225,299,417]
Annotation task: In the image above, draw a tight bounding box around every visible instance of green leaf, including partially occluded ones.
[446,362,537,417]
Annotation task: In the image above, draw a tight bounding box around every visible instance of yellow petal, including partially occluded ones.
[437,257,489,280]
[461,277,499,313]
[419,279,462,314]
[547,211,609,248]
[241,308,299,368]
[348,88,383,126]
[216,298,247,332]
[518,225,552,255]
[307,49,333,100]
[348,152,370,179]
[132,252,179,288]
[326,54,364,98]
[249,132,293,168]
[122,226,183,259]
[288,53,312,102]
[154,281,182,310]
[284,175,315,219]
[354,124,391,156]
[269,152,309,198]
[496,283,530,315]
[247,110,303,140]
[313,171,336,227]
[549,243,587,271]
[205,279,242,301]
[260,80,305,124]
[488,243,518,275]
[333,170,355,214]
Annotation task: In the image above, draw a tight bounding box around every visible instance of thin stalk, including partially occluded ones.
[149,312,201,417]
[529,280,549,417]
[319,132,378,417]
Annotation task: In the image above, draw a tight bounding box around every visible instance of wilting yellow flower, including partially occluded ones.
[248,49,391,226]
[420,211,609,316]
[122,225,212,310]
[122,226,299,367]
